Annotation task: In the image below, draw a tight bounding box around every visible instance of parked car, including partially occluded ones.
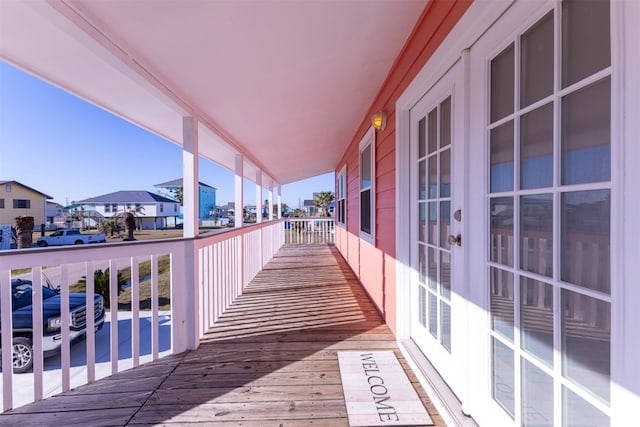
[37,229,106,247]
[0,275,106,373]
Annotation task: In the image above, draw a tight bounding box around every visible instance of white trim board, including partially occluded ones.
[338,351,432,426]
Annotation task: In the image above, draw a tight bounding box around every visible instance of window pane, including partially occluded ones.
[428,155,438,198]
[490,121,514,192]
[360,145,372,189]
[429,292,438,338]
[428,202,437,245]
[521,277,553,366]
[561,78,611,185]
[441,301,451,352]
[521,11,554,107]
[419,243,426,284]
[492,338,515,418]
[562,289,610,402]
[428,108,438,154]
[419,159,426,200]
[491,267,514,341]
[360,189,371,235]
[491,44,515,122]
[562,0,610,88]
[418,202,426,243]
[522,358,554,427]
[440,251,450,299]
[521,194,553,277]
[490,197,514,267]
[440,96,451,148]
[418,117,426,158]
[440,201,451,250]
[521,103,553,189]
[440,149,451,197]
[561,190,610,293]
[428,247,437,291]
[419,285,427,327]
[563,387,610,427]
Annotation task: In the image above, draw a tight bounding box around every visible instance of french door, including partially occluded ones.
[470,1,613,425]
[409,60,464,386]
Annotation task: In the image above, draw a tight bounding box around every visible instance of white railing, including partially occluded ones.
[284,217,335,244]
[0,220,284,412]
[194,221,283,335]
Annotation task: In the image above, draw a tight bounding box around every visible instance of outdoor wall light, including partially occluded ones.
[371,110,387,131]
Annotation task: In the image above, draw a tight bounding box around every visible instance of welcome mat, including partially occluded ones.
[338,351,433,426]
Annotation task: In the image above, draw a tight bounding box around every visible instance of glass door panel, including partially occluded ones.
[486,1,612,425]
[412,91,455,357]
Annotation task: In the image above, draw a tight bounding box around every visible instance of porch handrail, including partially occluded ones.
[283,217,335,244]
[0,219,284,412]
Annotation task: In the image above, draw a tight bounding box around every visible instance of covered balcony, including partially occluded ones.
[0,0,449,425]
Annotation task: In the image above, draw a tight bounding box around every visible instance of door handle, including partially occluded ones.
[448,234,462,247]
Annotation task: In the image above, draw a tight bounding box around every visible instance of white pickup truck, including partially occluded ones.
[37,229,106,247]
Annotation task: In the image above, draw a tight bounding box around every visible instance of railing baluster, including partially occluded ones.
[151,255,159,360]
[131,258,140,368]
[60,264,70,391]
[86,262,96,384]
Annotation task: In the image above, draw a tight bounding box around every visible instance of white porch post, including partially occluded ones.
[182,117,199,238]
[277,184,282,219]
[182,116,200,350]
[268,180,274,221]
[234,154,243,228]
[255,170,262,224]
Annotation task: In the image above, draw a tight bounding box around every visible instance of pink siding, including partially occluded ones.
[334,0,472,335]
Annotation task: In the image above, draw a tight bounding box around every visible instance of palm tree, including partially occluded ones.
[171,186,183,205]
[114,206,145,241]
[99,217,121,238]
[314,191,335,217]
[14,216,34,249]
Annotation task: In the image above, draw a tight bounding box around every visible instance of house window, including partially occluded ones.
[336,165,346,227]
[5,183,11,192]
[13,199,30,209]
[160,203,164,213]
[0,199,4,208]
[359,127,375,243]
[112,204,118,212]
[174,204,178,212]
[104,204,111,213]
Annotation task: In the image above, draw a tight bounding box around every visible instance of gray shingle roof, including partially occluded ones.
[154,178,216,190]
[78,191,176,204]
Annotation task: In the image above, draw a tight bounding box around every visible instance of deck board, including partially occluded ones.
[1,244,445,426]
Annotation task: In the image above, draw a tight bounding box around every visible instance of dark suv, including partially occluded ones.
[1,276,106,373]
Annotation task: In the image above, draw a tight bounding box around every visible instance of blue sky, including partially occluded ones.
[0,61,333,208]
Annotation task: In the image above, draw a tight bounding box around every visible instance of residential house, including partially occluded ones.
[77,191,180,230]
[0,180,52,226]
[1,1,638,426]
[44,201,63,230]
[154,178,217,223]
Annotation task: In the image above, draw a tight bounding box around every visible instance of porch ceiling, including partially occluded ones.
[0,0,426,185]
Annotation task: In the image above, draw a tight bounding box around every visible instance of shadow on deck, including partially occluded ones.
[1,244,444,426]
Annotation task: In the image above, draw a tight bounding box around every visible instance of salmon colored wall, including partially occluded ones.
[334,0,472,335]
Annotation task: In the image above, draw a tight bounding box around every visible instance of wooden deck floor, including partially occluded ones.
[1,244,444,426]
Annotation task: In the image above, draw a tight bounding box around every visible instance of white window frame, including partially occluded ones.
[336,164,347,228]
[359,126,375,244]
